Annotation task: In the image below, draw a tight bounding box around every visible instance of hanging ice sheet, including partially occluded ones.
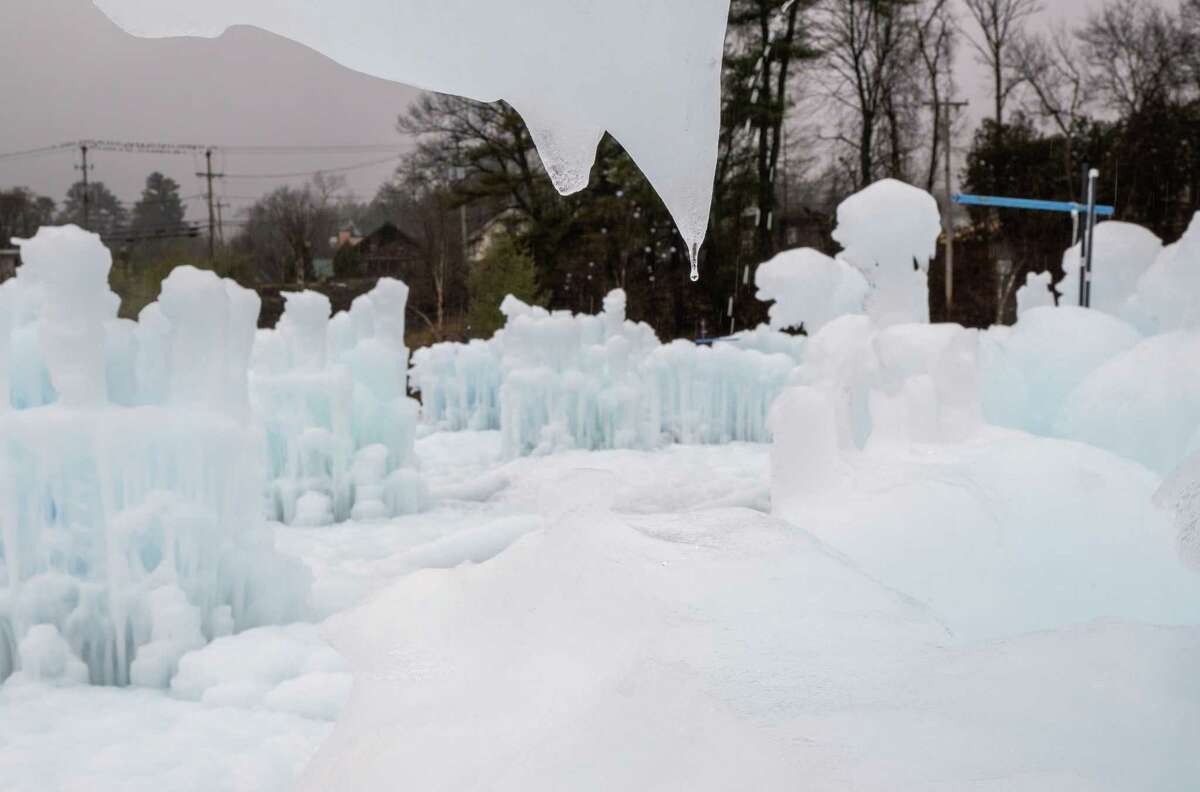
[92,0,731,279]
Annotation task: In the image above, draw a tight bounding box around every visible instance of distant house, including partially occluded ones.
[0,249,19,283]
[330,221,364,250]
[468,208,526,263]
[356,221,424,279]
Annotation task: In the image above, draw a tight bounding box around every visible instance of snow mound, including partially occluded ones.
[300,505,1200,790]
[833,179,941,326]
[771,422,1200,640]
[171,623,351,721]
[754,247,869,333]
[92,0,731,273]
[0,227,310,687]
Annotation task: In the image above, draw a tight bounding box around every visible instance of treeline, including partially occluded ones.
[6,0,1199,340]
[383,0,1200,337]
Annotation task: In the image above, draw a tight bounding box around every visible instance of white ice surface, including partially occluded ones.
[91,0,730,273]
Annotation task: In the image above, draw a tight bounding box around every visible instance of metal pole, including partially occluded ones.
[1083,169,1099,309]
[1078,163,1089,307]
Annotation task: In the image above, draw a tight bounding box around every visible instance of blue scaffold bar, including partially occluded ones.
[953,194,1115,217]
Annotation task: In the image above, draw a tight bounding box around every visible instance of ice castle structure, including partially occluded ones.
[0,226,310,687]
[250,280,423,526]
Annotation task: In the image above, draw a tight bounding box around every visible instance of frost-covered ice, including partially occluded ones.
[91,0,730,275]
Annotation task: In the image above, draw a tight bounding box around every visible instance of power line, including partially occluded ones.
[220,155,402,180]
[0,140,403,163]
[0,143,77,162]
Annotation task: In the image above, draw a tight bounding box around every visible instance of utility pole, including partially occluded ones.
[196,148,224,260]
[215,201,230,247]
[927,99,968,313]
[76,144,93,231]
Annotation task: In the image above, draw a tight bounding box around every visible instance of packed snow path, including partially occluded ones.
[3,430,1197,791]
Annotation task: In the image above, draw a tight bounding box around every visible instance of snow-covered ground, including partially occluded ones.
[4,428,1197,791]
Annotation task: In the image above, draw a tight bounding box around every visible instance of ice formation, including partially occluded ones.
[411,290,796,455]
[170,623,351,721]
[832,179,941,326]
[1056,331,1200,475]
[0,227,310,687]
[410,340,502,432]
[92,0,731,279]
[979,305,1142,436]
[1014,270,1055,316]
[250,281,423,525]
[754,247,869,333]
[1060,221,1162,315]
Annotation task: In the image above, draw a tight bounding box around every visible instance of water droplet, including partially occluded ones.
[688,242,700,282]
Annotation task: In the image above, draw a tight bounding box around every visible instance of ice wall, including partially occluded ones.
[93,0,731,278]
[645,341,795,445]
[412,290,799,455]
[0,227,310,687]
[251,280,423,525]
[497,291,660,456]
[410,340,502,432]
[832,179,941,326]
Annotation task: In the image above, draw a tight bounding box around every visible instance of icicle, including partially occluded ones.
[689,244,700,282]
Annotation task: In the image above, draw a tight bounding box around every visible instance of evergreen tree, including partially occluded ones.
[57,181,127,238]
[131,172,186,237]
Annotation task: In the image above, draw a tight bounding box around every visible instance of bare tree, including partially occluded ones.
[1077,0,1188,116]
[914,0,956,191]
[821,0,916,187]
[1012,29,1088,139]
[963,0,1040,129]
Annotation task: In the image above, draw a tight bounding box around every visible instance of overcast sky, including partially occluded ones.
[0,0,1127,222]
